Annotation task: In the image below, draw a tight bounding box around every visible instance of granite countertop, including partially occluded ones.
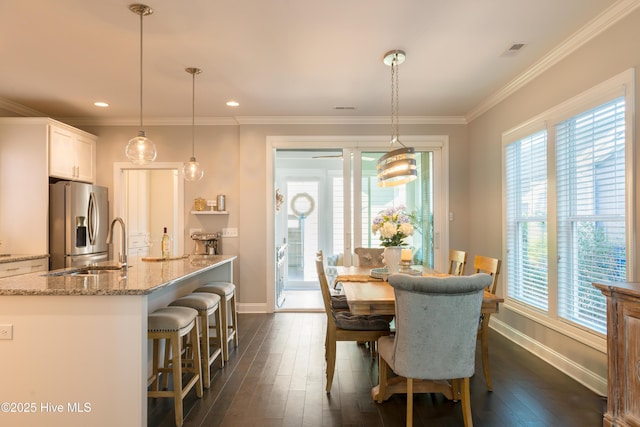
[0,254,49,263]
[0,254,236,296]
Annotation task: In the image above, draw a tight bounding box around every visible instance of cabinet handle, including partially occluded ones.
[31,264,44,268]
[5,267,20,271]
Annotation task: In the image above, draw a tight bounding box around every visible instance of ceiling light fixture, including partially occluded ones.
[183,67,204,181]
[125,3,157,165]
[377,49,417,187]
[226,100,239,107]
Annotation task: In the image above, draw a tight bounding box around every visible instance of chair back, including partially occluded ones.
[387,273,492,380]
[473,255,502,294]
[354,247,385,267]
[448,249,467,276]
[315,258,337,327]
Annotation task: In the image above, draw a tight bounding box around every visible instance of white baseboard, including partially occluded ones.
[490,317,607,396]
[237,302,269,313]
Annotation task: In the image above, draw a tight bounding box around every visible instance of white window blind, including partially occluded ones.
[505,130,549,311]
[556,97,626,334]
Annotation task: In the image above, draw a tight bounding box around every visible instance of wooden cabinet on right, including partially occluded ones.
[593,281,640,427]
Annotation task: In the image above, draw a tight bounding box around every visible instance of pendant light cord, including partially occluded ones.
[390,53,406,148]
[139,11,144,129]
[191,71,196,157]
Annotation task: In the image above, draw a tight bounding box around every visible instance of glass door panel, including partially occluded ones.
[357,151,434,267]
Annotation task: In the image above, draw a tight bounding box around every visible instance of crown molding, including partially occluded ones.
[59,115,468,127]
[0,97,45,117]
[465,0,640,122]
[232,115,467,125]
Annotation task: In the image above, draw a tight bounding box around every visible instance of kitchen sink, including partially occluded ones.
[44,265,127,277]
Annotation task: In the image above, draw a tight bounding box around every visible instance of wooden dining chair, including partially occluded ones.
[473,255,502,391]
[315,258,391,392]
[377,273,493,427]
[448,249,467,276]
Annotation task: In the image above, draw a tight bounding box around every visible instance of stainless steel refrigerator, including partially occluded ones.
[49,181,109,270]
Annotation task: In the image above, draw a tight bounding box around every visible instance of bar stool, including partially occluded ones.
[147,306,203,427]
[195,281,238,361]
[169,292,224,389]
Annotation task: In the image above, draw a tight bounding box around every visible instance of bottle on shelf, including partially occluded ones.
[161,227,170,259]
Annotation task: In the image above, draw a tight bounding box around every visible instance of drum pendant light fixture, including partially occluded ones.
[125,4,157,165]
[377,50,417,187]
[182,67,204,181]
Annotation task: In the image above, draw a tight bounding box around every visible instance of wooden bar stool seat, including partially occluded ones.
[148,306,203,427]
[169,292,224,389]
[195,282,238,361]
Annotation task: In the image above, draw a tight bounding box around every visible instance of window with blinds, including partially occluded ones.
[502,69,633,338]
[505,130,549,311]
[556,97,626,334]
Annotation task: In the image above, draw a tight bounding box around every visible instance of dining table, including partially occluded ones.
[333,265,504,402]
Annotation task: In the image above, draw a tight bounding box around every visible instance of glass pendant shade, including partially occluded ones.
[183,157,204,181]
[183,67,204,181]
[126,130,157,165]
[126,4,156,165]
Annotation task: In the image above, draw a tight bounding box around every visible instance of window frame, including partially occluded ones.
[501,68,635,351]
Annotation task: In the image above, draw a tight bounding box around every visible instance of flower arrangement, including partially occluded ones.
[371,205,414,247]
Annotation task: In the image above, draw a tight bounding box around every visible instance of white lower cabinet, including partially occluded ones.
[0,258,48,278]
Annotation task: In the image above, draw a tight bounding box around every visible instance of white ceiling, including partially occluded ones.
[0,0,627,124]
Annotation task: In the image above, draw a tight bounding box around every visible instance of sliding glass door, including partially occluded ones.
[271,137,447,310]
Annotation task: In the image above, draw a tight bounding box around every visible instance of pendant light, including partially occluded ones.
[377,50,417,187]
[182,67,204,181]
[125,4,157,165]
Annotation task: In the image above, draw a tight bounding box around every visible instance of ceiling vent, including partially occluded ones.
[501,42,527,57]
[334,106,356,110]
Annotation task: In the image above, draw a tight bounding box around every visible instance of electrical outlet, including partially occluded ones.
[222,227,238,237]
[0,324,13,340]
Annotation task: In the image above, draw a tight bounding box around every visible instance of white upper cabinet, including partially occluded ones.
[49,124,96,183]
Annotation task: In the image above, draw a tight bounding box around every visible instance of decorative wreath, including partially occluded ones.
[290,192,315,218]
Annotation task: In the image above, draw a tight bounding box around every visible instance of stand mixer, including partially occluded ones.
[191,232,222,255]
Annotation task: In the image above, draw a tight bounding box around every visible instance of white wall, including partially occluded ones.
[466,7,640,395]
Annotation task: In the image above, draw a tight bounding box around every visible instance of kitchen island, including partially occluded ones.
[0,254,236,427]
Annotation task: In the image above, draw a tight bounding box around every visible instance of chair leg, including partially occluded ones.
[406,377,413,427]
[171,333,183,427]
[230,293,239,348]
[451,378,460,401]
[480,314,493,391]
[377,355,389,403]
[460,377,473,427]
[325,331,336,392]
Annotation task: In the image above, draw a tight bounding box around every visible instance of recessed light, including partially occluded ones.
[226,100,239,107]
[94,101,109,107]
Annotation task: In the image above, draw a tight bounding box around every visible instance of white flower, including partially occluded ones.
[399,222,414,236]
[380,222,398,239]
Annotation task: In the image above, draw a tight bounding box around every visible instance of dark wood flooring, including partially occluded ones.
[148,313,606,427]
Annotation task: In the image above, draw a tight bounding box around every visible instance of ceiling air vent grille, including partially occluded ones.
[501,42,527,57]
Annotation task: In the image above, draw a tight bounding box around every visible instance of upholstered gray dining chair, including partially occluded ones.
[354,247,385,267]
[377,273,492,427]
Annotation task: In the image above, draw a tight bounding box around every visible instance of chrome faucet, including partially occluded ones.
[106,217,127,268]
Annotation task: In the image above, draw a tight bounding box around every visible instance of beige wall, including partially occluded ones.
[467,7,640,394]
[84,122,469,307]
